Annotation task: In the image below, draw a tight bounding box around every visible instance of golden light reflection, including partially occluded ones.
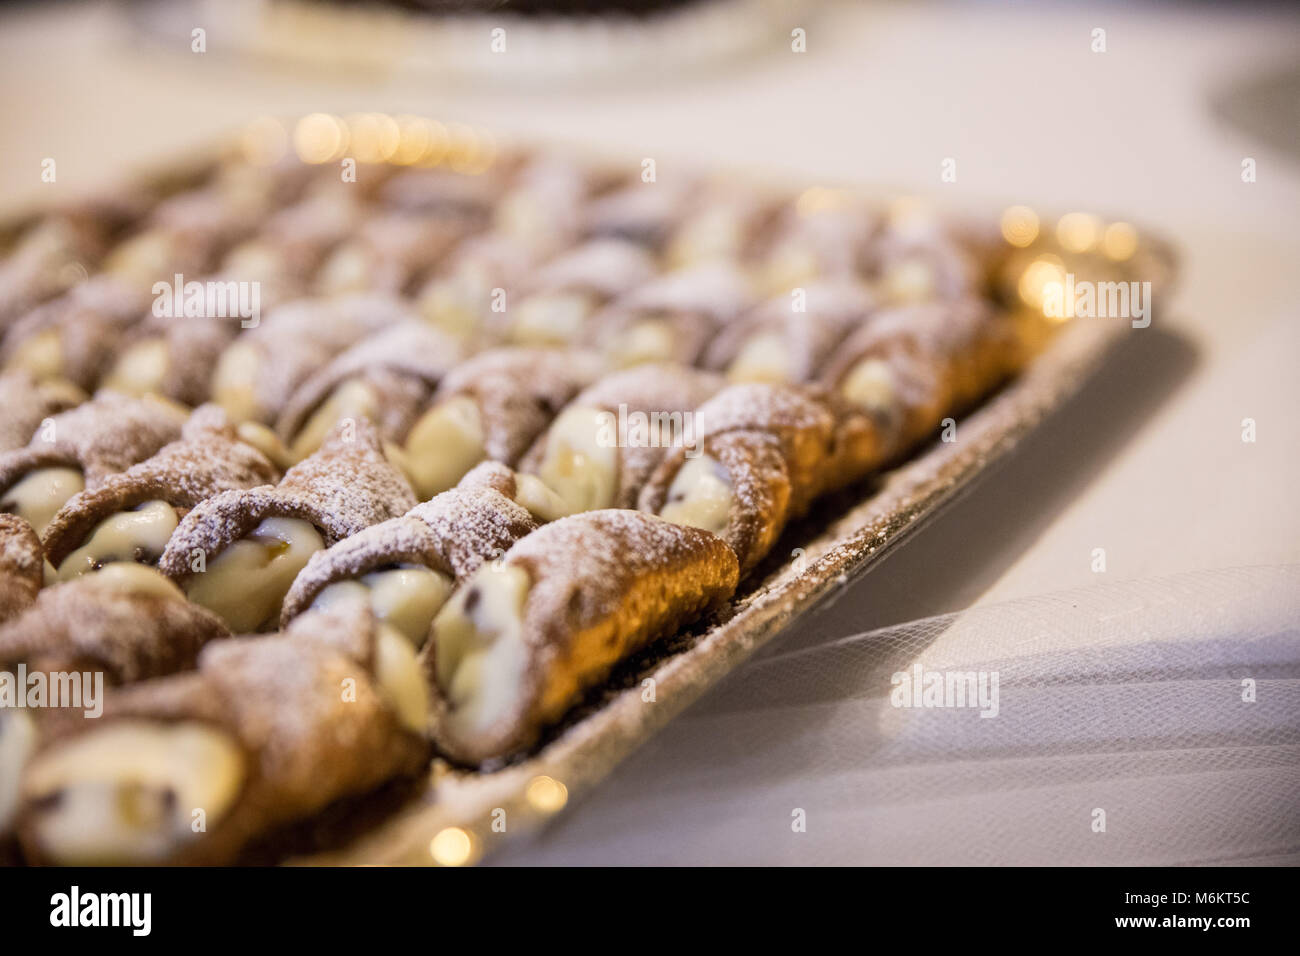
[429,827,477,866]
[524,775,568,814]
[345,113,401,164]
[1102,221,1139,261]
[1000,205,1039,248]
[1018,253,1067,316]
[241,117,288,166]
[1056,212,1101,253]
[293,113,347,164]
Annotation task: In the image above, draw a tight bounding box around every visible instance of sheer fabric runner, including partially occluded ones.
[495,565,1300,865]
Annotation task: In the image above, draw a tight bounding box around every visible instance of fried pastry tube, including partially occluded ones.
[15,601,430,866]
[40,405,279,581]
[519,363,724,513]
[414,232,540,344]
[315,209,471,298]
[593,262,755,368]
[0,514,42,623]
[704,279,875,384]
[582,176,697,250]
[424,510,739,765]
[492,154,615,258]
[100,311,241,406]
[750,191,880,294]
[0,208,127,331]
[281,462,567,644]
[0,391,185,536]
[1,277,149,389]
[0,370,85,454]
[501,238,657,348]
[663,186,779,269]
[0,564,228,686]
[158,419,416,632]
[640,383,874,575]
[275,321,467,461]
[393,346,604,499]
[821,299,1019,458]
[210,293,417,425]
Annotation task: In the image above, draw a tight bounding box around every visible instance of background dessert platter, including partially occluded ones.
[0,116,1176,866]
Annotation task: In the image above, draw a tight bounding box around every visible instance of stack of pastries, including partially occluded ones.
[0,136,1032,864]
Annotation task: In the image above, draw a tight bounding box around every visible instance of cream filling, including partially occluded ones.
[839,357,897,414]
[289,378,380,460]
[762,244,820,293]
[512,473,575,523]
[508,292,594,346]
[103,230,173,289]
[236,421,298,470]
[6,329,63,380]
[102,338,170,396]
[373,624,431,735]
[317,244,371,296]
[56,499,179,581]
[311,564,454,648]
[401,396,485,500]
[536,405,618,513]
[418,272,489,340]
[658,454,733,534]
[667,209,742,267]
[605,317,675,368]
[212,340,262,424]
[185,516,324,633]
[92,562,186,601]
[432,564,531,741]
[0,711,36,836]
[727,331,793,384]
[21,719,245,865]
[882,258,938,304]
[1,466,84,537]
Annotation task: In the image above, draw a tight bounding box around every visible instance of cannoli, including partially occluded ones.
[592,262,755,368]
[210,293,418,425]
[392,346,604,499]
[274,320,467,462]
[157,419,416,632]
[703,279,875,384]
[0,208,126,332]
[0,370,85,454]
[663,186,779,269]
[582,176,697,250]
[379,165,509,220]
[15,600,429,865]
[423,509,739,764]
[281,461,565,644]
[1,277,150,389]
[867,224,983,305]
[99,311,241,406]
[315,210,467,297]
[414,232,540,343]
[0,563,228,686]
[98,182,267,293]
[519,363,723,513]
[639,383,868,574]
[40,404,279,581]
[492,154,615,258]
[750,190,880,294]
[0,391,186,536]
[501,238,657,348]
[0,514,43,623]
[820,299,1018,458]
